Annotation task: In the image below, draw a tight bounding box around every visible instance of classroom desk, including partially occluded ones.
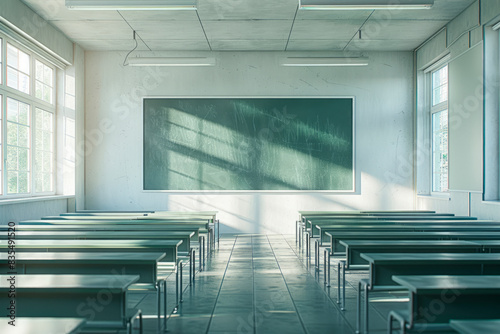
[450,319,500,334]
[326,231,500,255]
[357,253,500,334]
[22,219,214,254]
[306,216,479,238]
[0,274,140,333]
[0,239,182,263]
[329,240,482,310]
[389,275,500,334]
[0,252,168,331]
[0,318,86,334]
[3,230,195,253]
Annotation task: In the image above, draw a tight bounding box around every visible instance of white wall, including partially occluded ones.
[84,51,415,234]
[416,1,500,221]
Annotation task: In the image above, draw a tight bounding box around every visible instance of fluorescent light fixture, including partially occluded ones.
[281,57,368,67]
[65,0,197,10]
[299,0,433,10]
[126,57,215,66]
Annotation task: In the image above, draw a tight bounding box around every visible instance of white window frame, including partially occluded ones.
[0,33,56,199]
[429,64,449,194]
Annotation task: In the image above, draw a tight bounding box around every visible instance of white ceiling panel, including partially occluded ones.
[296,9,373,20]
[361,19,449,40]
[204,20,293,41]
[290,20,365,40]
[129,20,206,40]
[73,39,149,51]
[210,39,287,51]
[22,0,123,21]
[53,20,132,40]
[18,0,478,52]
[119,10,199,21]
[198,0,297,20]
[286,39,349,51]
[140,40,211,51]
[346,39,426,51]
[370,0,477,21]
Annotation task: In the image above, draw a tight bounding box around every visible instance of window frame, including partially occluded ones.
[0,33,57,199]
[429,64,449,194]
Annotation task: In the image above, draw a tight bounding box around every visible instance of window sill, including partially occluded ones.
[482,200,500,206]
[417,194,451,201]
[0,195,74,206]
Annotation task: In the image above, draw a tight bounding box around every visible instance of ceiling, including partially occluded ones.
[21,0,476,52]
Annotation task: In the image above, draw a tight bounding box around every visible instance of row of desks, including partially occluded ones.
[297,210,500,334]
[1,210,218,333]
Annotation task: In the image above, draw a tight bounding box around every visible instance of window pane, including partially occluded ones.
[7,98,31,195]
[432,65,448,106]
[432,109,449,192]
[19,172,29,193]
[35,108,54,193]
[8,171,18,194]
[35,60,54,104]
[7,43,30,94]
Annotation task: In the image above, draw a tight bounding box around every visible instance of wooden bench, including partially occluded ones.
[388,275,500,334]
[0,317,86,334]
[357,253,500,333]
[0,252,168,332]
[0,274,142,334]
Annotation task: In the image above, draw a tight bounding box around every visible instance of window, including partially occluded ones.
[431,65,449,192]
[0,33,57,198]
[7,43,30,95]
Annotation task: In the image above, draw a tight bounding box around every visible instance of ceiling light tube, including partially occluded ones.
[65,0,197,10]
[281,57,369,67]
[126,57,215,66]
[299,0,434,10]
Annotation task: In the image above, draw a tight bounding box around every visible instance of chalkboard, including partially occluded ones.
[143,97,354,191]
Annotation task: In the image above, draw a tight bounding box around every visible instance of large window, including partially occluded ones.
[431,65,449,193]
[0,35,56,198]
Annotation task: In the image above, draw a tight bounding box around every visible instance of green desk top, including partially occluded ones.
[6,231,194,239]
[298,210,436,215]
[392,275,500,293]
[361,252,500,264]
[11,224,205,232]
[0,239,182,249]
[309,216,478,223]
[22,219,210,226]
[316,220,496,226]
[0,317,86,334]
[450,319,500,334]
[328,231,500,239]
[61,212,148,216]
[0,274,139,291]
[340,240,481,247]
[0,252,166,263]
[318,224,500,230]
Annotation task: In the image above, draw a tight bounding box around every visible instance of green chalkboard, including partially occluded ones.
[143,98,354,191]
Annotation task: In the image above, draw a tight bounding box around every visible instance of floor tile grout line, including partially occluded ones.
[266,234,309,334]
[205,235,239,334]
[282,235,356,333]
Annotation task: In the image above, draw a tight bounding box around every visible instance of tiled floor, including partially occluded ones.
[129,234,414,334]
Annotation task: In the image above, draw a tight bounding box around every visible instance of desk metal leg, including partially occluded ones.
[163,280,167,332]
[341,260,346,311]
[157,281,161,333]
[192,249,196,282]
[337,262,341,304]
[180,260,183,303]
